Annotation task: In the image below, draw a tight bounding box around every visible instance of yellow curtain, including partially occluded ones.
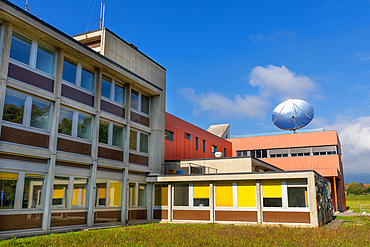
[262,182,282,198]
[193,183,209,199]
[216,183,233,207]
[0,172,18,180]
[53,189,64,199]
[109,181,122,207]
[237,182,256,207]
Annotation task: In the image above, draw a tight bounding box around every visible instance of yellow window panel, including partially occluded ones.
[193,183,209,199]
[305,190,308,205]
[161,186,168,206]
[98,188,106,198]
[109,181,122,207]
[237,182,256,207]
[53,189,64,199]
[263,182,282,198]
[81,188,86,205]
[0,172,18,180]
[216,183,233,207]
[72,188,79,205]
[25,174,45,178]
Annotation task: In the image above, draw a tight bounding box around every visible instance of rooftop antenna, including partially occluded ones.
[25,0,41,17]
[100,0,105,29]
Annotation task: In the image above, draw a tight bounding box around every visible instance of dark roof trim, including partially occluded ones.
[0,0,163,92]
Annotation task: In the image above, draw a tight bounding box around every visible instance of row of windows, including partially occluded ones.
[9,31,150,116]
[154,181,308,209]
[3,89,149,153]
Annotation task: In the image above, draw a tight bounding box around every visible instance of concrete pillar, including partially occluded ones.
[149,94,164,174]
[333,177,338,212]
[42,49,64,230]
[87,69,102,226]
[168,183,172,222]
[308,173,319,227]
[255,181,262,224]
[147,183,153,222]
[0,22,13,137]
[121,83,131,223]
[210,183,214,223]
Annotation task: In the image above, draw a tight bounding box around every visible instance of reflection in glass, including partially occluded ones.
[30,98,51,130]
[101,76,111,99]
[113,125,124,148]
[81,68,94,91]
[109,181,122,207]
[114,84,124,104]
[22,174,45,209]
[288,187,308,207]
[129,130,137,150]
[131,90,139,110]
[58,108,73,136]
[138,184,147,206]
[141,94,149,114]
[62,58,77,84]
[52,176,69,208]
[140,133,149,153]
[0,172,18,209]
[36,44,55,74]
[3,90,26,124]
[10,32,31,65]
[99,121,109,144]
[72,178,88,207]
[77,114,93,140]
[174,184,189,206]
[95,180,107,207]
[129,183,136,207]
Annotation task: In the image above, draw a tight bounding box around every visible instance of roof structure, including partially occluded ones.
[207,124,230,139]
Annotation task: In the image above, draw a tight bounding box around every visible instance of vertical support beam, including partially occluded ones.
[121,168,129,223]
[308,173,319,227]
[168,183,172,222]
[0,22,13,137]
[42,49,64,231]
[147,183,153,222]
[209,182,214,223]
[87,69,102,226]
[333,176,338,212]
[255,181,262,224]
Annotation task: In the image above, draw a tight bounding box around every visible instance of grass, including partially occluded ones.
[1,222,370,247]
[346,194,370,213]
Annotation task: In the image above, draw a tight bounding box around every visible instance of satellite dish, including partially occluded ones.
[272,99,314,131]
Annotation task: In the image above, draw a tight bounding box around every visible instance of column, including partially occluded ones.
[42,49,64,230]
[308,173,319,227]
[147,183,153,222]
[209,183,214,223]
[255,181,262,224]
[0,22,12,137]
[167,183,172,222]
[333,177,338,212]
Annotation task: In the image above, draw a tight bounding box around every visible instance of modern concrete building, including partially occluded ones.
[0,0,164,232]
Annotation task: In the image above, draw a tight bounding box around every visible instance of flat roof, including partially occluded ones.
[231,128,325,138]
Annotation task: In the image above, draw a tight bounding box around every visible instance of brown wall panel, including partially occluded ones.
[8,63,54,92]
[61,84,94,107]
[50,212,87,227]
[215,211,258,222]
[0,214,42,231]
[153,210,168,220]
[130,111,149,127]
[173,210,210,221]
[263,211,310,224]
[57,137,91,156]
[101,99,125,118]
[98,146,124,161]
[128,209,147,221]
[94,210,121,223]
[84,40,101,48]
[0,153,47,163]
[97,166,123,173]
[129,171,147,176]
[129,153,148,166]
[0,126,49,149]
[140,115,150,127]
[56,161,90,169]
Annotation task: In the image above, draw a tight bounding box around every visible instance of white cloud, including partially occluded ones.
[180,65,319,120]
[354,52,370,61]
[248,29,294,42]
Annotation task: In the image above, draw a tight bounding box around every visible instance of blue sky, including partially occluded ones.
[9,0,370,183]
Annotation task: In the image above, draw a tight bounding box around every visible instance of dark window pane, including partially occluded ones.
[36,44,54,74]
[22,174,45,209]
[77,114,93,140]
[131,90,139,110]
[101,76,111,99]
[62,58,77,84]
[174,184,189,206]
[129,130,137,150]
[99,121,109,144]
[30,98,51,131]
[114,83,124,104]
[0,172,18,209]
[3,90,26,124]
[112,125,124,148]
[140,133,149,153]
[52,176,69,208]
[58,108,73,136]
[10,32,31,65]
[263,198,282,207]
[195,137,198,150]
[141,94,149,114]
[95,180,107,207]
[81,68,94,91]
[288,187,308,207]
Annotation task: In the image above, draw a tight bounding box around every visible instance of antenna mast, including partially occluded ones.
[100,0,105,29]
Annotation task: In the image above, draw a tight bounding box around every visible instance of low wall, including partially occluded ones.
[315,174,334,226]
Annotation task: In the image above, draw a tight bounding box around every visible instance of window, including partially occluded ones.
[174,184,189,206]
[10,31,55,75]
[72,178,88,207]
[165,130,174,141]
[195,137,198,150]
[193,183,209,207]
[129,183,136,207]
[262,182,282,207]
[58,108,93,141]
[131,89,150,115]
[129,129,149,153]
[95,180,107,207]
[0,172,18,209]
[224,148,226,157]
[101,75,125,105]
[216,183,233,207]
[94,179,121,208]
[154,184,168,207]
[98,120,125,148]
[287,180,308,208]
[185,133,191,140]
[109,181,122,207]
[52,176,69,208]
[138,183,147,206]
[62,57,95,92]
[3,89,52,131]
[237,182,256,207]
[212,145,218,155]
[22,174,45,209]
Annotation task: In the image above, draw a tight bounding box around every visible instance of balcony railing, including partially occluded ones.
[161,162,217,175]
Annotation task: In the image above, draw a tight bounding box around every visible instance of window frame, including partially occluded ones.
[98,119,125,150]
[129,129,150,155]
[94,179,122,209]
[172,183,211,210]
[185,133,191,140]
[128,182,148,208]
[58,107,94,142]
[131,89,150,117]
[195,137,198,151]
[101,75,126,106]
[165,130,174,141]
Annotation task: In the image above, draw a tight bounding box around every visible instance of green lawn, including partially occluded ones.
[346,194,370,213]
[1,222,370,247]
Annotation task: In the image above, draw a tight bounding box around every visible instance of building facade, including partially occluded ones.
[0,0,165,232]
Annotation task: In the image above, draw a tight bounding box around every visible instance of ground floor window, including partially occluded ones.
[0,172,18,209]
[129,182,147,208]
[154,184,168,207]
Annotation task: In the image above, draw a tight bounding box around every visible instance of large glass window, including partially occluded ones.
[10,31,31,65]
[77,113,93,140]
[129,183,136,207]
[101,75,125,105]
[3,89,52,131]
[62,57,95,92]
[129,130,149,153]
[0,172,18,209]
[288,187,308,208]
[58,108,93,141]
[131,90,139,110]
[98,121,124,149]
[138,183,147,206]
[262,182,282,207]
[174,184,189,206]
[81,68,94,91]
[22,174,45,209]
[101,76,112,99]
[131,89,149,115]
[72,178,88,207]
[139,133,149,153]
[109,181,122,207]
[52,176,69,208]
[98,120,109,144]
[193,183,209,207]
[95,180,107,207]
[36,44,54,74]
[114,84,124,104]
[58,108,73,136]
[112,125,124,148]
[62,58,77,84]
[129,130,137,150]
[141,94,149,114]
[154,184,168,207]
